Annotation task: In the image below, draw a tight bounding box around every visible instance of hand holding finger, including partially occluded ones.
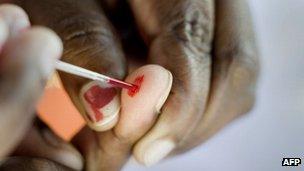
[175,0,259,153]
[129,0,214,165]
[73,65,172,170]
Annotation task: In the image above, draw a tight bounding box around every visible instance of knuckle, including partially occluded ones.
[149,1,214,66]
[230,49,259,89]
[55,13,114,45]
[149,1,213,63]
[168,2,214,55]
[217,39,259,90]
[220,46,259,116]
[54,14,126,79]
[218,38,260,79]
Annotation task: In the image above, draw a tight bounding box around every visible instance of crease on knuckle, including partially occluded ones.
[54,13,113,44]
[168,2,213,57]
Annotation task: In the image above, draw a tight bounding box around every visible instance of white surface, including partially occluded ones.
[123,0,304,170]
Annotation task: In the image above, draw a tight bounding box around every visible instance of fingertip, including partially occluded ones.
[10,26,62,76]
[122,64,172,101]
[115,64,172,139]
[25,26,63,59]
[0,4,30,37]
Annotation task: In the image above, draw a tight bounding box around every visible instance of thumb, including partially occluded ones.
[16,0,127,131]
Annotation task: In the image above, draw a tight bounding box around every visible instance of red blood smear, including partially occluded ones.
[84,85,117,122]
[128,75,144,97]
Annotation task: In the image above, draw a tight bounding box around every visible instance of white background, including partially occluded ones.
[124,0,304,170]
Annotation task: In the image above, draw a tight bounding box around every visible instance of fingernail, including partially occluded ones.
[141,139,175,166]
[80,81,120,130]
[155,70,173,113]
[7,27,63,78]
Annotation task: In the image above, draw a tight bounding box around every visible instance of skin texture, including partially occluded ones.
[2,0,259,170]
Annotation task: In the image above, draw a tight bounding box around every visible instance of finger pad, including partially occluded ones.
[117,65,172,136]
